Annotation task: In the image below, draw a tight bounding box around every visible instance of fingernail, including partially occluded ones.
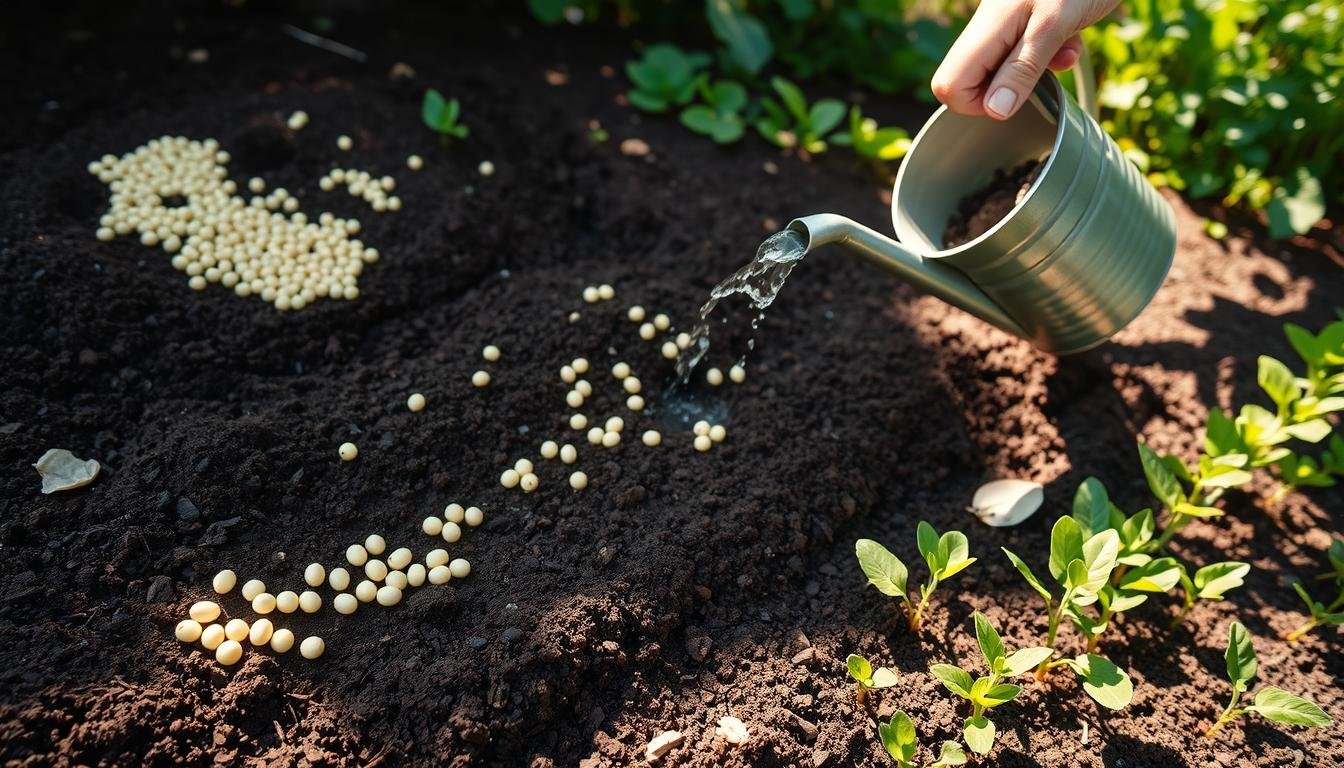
[987,87,1018,117]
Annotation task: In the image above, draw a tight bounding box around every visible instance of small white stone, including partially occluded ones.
[407,393,427,412]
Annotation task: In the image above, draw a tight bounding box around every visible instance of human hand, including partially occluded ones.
[931,0,1120,120]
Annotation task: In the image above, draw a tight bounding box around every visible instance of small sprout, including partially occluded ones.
[300,636,325,659]
[625,43,709,113]
[968,479,1043,527]
[680,79,748,144]
[422,88,469,144]
[472,370,491,387]
[339,442,358,461]
[1173,561,1250,627]
[878,711,966,768]
[1205,621,1332,738]
[855,522,975,632]
[754,76,845,154]
[407,393,426,412]
[846,653,897,706]
[1285,539,1344,641]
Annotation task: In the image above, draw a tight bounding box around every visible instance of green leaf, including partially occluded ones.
[1248,687,1332,727]
[1002,548,1052,603]
[916,521,940,568]
[770,77,808,121]
[855,539,908,599]
[627,90,670,113]
[979,683,1022,707]
[932,740,968,767]
[1284,419,1333,443]
[1267,168,1325,238]
[879,711,917,764]
[930,664,974,699]
[1075,529,1121,598]
[847,653,873,685]
[775,0,813,21]
[1119,509,1155,550]
[708,80,747,113]
[809,99,846,135]
[1199,463,1254,489]
[1002,647,1054,677]
[1049,517,1086,581]
[973,612,1005,668]
[1205,408,1242,456]
[1138,443,1185,509]
[1072,477,1112,537]
[1173,501,1224,518]
[1193,562,1250,600]
[1284,324,1320,367]
[422,88,448,130]
[1257,356,1299,410]
[1225,621,1257,691]
[705,0,773,76]
[1070,653,1134,709]
[963,715,995,755]
[527,0,569,23]
[935,529,976,580]
[1119,557,1182,593]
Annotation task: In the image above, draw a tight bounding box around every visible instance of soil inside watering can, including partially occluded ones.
[943,158,1046,248]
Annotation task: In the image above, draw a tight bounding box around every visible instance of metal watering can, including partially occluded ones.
[788,56,1176,354]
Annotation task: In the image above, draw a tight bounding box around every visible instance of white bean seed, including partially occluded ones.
[426,549,449,568]
[423,516,444,536]
[444,503,465,523]
[464,506,484,527]
[241,580,266,601]
[449,558,471,578]
[407,563,427,587]
[248,619,274,646]
[694,435,712,452]
[216,640,244,666]
[201,623,226,650]
[355,581,377,602]
[225,618,250,642]
[176,619,203,642]
[304,563,326,588]
[252,593,277,615]
[190,600,221,623]
[364,535,386,555]
[300,636,325,659]
[541,440,559,459]
[428,565,452,584]
[560,444,578,464]
[339,442,358,461]
[212,570,236,594]
[407,393,426,412]
[500,469,521,488]
[270,629,295,653]
[275,591,299,613]
[334,593,358,614]
[442,522,462,543]
[299,591,322,613]
[483,345,501,361]
[328,567,351,591]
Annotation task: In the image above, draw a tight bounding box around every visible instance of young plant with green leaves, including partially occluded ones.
[1000,517,1135,709]
[846,653,897,707]
[930,612,1052,756]
[1205,621,1332,737]
[422,89,469,145]
[625,44,710,113]
[855,522,975,632]
[679,79,748,144]
[829,106,911,162]
[755,76,845,154]
[1172,561,1251,628]
[878,711,967,768]
[1286,539,1344,642]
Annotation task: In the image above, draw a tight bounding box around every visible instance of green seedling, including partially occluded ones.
[422,89,469,145]
[846,653,897,707]
[1285,539,1344,641]
[1172,561,1251,627]
[1001,517,1134,709]
[856,522,976,632]
[829,106,910,161]
[930,612,1052,755]
[1205,621,1332,737]
[755,76,845,154]
[879,711,967,768]
[625,44,710,113]
[679,79,748,144]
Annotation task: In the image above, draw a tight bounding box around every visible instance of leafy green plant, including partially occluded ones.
[829,106,911,161]
[755,76,845,154]
[625,44,710,113]
[1172,561,1251,628]
[422,89,469,144]
[705,0,772,76]
[879,711,967,768]
[930,613,1051,755]
[679,79,748,144]
[1286,539,1344,642]
[846,653,897,707]
[855,522,975,632]
[1204,621,1332,737]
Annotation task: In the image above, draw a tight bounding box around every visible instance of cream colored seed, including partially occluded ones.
[249,619,274,646]
[449,559,471,578]
[587,427,604,444]
[176,619,203,643]
[423,516,443,536]
[605,416,624,433]
[602,431,621,448]
[612,362,631,379]
[693,420,711,436]
[642,430,662,447]
[334,593,358,615]
[376,585,402,606]
[346,544,368,566]
[639,323,656,341]
[275,591,299,613]
[478,160,495,177]
[287,111,308,130]
[200,623,226,650]
[676,333,691,350]
[270,629,295,653]
[428,565,452,585]
[560,365,576,383]
[337,135,353,151]
[329,568,351,591]
[501,469,521,489]
[661,342,678,359]
[299,591,322,613]
[560,444,578,464]
[576,380,593,397]
[710,424,727,443]
[477,344,499,363]
[569,471,588,490]
[339,442,358,461]
[426,549,449,568]
[627,395,645,411]
[225,618,250,642]
[598,284,615,300]
[515,458,534,475]
[566,390,585,408]
[355,581,377,602]
[694,435,712,452]
[96,227,115,241]
[572,358,590,374]
[216,640,244,666]
[654,313,670,331]
[706,368,724,386]
[444,503,465,523]
[407,563,427,587]
[521,473,540,492]
[472,371,491,387]
[388,548,413,570]
[407,154,424,171]
[386,570,409,590]
[570,413,588,430]
[189,600,221,623]
[582,286,600,303]
[729,365,746,383]
[628,305,646,322]
[212,570,236,594]
[464,506,484,527]
[365,535,386,555]
[248,177,265,193]
[541,440,559,459]
[300,636,325,659]
[407,393,426,412]
[241,580,266,601]
[252,593,277,615]
[365,559,388,581]
[623,377,641,394]
[305,563,326,587]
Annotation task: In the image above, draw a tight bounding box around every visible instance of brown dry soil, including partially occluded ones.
[2,3,1343,768]
[943,159,1045,249]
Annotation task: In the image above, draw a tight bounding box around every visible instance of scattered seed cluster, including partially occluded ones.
[175,519,480,666]
[316,167,402,212]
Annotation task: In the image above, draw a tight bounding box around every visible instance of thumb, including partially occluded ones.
[982,15,1070,120]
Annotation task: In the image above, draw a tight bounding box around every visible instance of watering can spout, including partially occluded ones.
[786,213,1029,340]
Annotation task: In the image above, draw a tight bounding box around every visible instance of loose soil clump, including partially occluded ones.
[943,158,1045,248]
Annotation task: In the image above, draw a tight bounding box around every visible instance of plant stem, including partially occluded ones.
[1035,602,1063,680]
[1204,690,1243,738]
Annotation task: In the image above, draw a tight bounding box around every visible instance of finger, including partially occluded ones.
[931,0,1030,116]
[1048,34,1083,71]
[982,11,1072,120]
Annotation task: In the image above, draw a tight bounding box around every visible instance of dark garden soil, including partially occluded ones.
[943,159,1045,248]
[2,3,1342,767]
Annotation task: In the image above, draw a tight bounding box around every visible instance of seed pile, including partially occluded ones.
[316,168,402,212]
